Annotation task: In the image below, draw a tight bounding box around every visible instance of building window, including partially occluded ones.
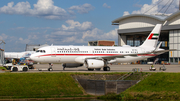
[175,58,178,63]
[161,41,168,47]
[134,40,140,46]
[127,40,133,46]
[170,58,173,62]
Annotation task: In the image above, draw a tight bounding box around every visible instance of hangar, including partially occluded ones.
[112,11,180,64]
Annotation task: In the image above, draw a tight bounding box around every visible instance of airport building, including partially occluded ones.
[88,40,115,46]
[112,11,180,64]
[25,44,49,51]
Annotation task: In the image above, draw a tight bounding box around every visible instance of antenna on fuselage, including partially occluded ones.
[51,44,53,46]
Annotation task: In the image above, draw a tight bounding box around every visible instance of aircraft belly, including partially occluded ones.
[42,56,77,63]
[60,56,77,63]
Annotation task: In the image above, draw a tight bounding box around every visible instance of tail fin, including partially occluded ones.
[140,24,162,49]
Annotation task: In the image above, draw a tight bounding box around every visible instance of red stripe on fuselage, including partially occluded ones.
[36,54,120,57]
[35,53,157,57]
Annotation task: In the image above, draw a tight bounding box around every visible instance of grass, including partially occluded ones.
[0,72,85,99]
[127,72,180,92]
[0,67,7,70]
[99,72,180,100]
[1,72,180,100]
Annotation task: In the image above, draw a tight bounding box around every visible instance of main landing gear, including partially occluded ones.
[103,60,110,71]
[62,64,66,70]
[48,63,53,71]
[103,66,110,71]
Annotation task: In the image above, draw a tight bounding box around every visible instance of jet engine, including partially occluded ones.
[62,63,83,68]
[85,59,104,69]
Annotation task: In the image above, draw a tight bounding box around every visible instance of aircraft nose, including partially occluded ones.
[30,54,37,61]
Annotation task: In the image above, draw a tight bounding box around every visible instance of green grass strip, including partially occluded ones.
[120,72,180,100]
[0,72,84,99]
[0,67,7,70]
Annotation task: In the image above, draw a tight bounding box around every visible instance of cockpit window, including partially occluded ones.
[36,50,40,52]
[36,50,46,53]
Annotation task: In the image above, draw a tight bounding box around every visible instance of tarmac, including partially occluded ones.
[1,64,180,73]
[26,64,180,73]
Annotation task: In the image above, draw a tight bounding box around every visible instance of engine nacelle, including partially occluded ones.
[62,63,83,68]
[85,59,104,69]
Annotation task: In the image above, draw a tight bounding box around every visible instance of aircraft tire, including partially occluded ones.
[103,67,107,71]
[48,68,53,71]
[107,66,110,71]
[103,66,110,71]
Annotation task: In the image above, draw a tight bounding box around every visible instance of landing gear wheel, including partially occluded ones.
[48,63,53,71]
[103,66,110,71]
[107,66,110,71]
[88,68,94,71]
[48,68,53,71]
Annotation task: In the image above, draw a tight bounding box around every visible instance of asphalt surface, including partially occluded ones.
[1,64,180,73]
[28,64,180,73]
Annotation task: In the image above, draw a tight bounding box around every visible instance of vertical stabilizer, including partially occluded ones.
[140,24,162,49]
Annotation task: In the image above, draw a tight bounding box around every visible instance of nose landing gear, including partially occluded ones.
[48,63,53,71]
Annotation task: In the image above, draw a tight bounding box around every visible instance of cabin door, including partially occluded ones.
[51,47,56,57]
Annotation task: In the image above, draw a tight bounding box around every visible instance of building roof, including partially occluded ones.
[112,11,180,25]
[112,14,164,24]
[88,40,115,42]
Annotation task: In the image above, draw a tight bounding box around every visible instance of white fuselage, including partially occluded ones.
[30,45,157,64]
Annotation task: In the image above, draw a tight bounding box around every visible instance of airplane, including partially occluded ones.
[30,24,174,71]
[5,51,36,59]
[4,51,36,65]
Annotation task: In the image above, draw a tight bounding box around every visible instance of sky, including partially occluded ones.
[0,0,179,52]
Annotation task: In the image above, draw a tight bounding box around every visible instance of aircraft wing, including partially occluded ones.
[153,49,176,53]
[83,49,176,61]
[5,57,21,59]
[99,49,176,60]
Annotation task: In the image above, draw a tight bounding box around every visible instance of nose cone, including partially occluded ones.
[30,54,37,61]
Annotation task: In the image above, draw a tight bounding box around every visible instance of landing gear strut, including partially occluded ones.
[103,66,110,71]
[62,64,66,70]
[48,63,53,71]
[103,59,110,71]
